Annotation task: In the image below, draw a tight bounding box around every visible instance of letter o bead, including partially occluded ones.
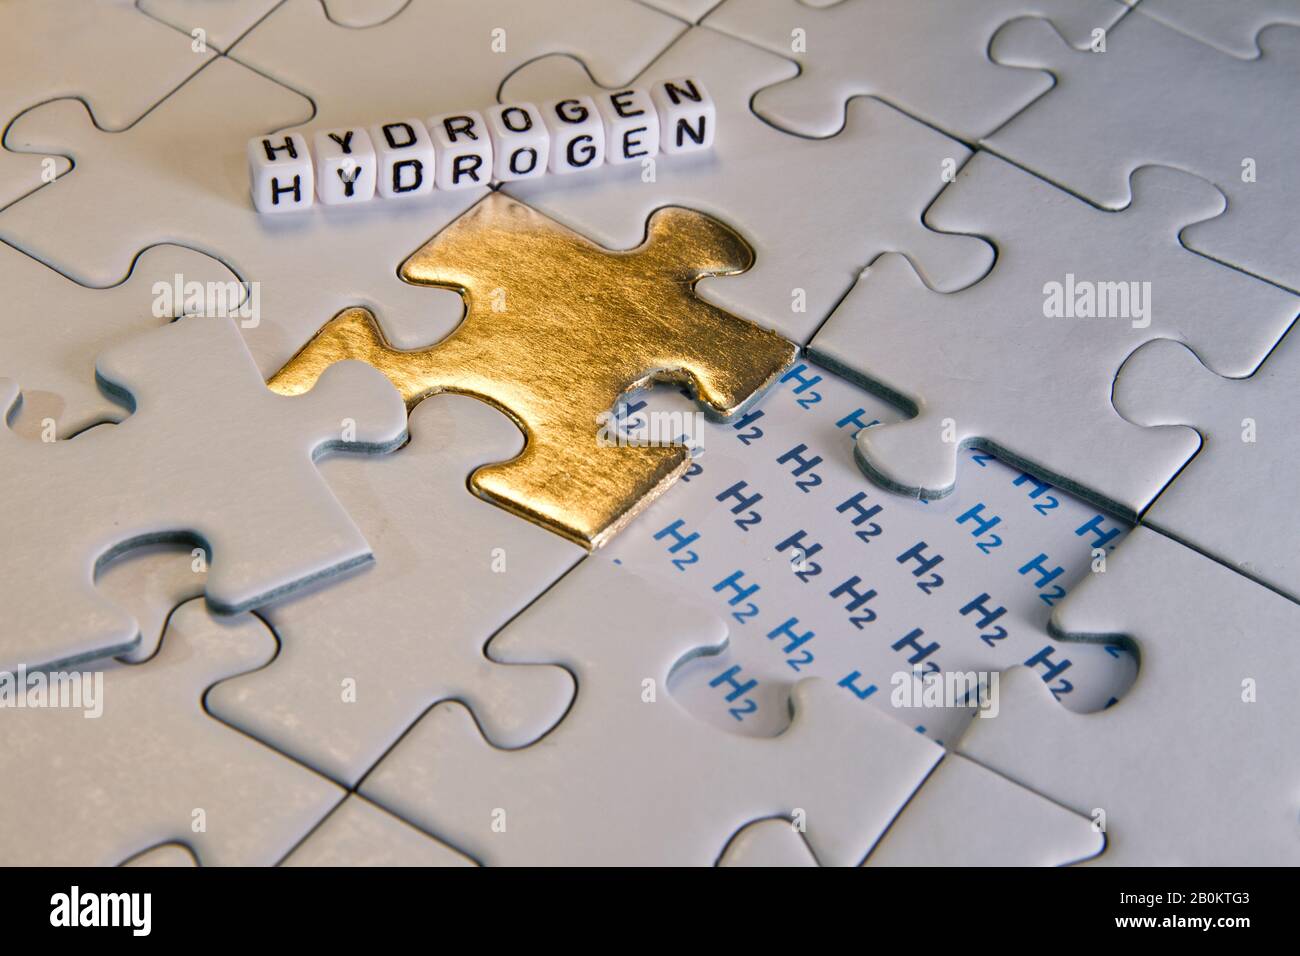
[484,103,550,182]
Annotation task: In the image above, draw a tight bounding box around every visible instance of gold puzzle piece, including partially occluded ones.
[270,192,796,548]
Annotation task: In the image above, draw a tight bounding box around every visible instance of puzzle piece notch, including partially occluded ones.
[360,558,946,866]
[270,192,797,548]
[207,394,582,784]
[0,315,407,672]
[809,152,1297,515]
[863,753,1104,866]
[498,27,994,345]
[0,600,342,866]
[1113,330,1300,602]
[704,0,1131,141]
[958,526,1300,865]
[0,242,241,441]
[984,12,1300,293]
[0,0,211,208]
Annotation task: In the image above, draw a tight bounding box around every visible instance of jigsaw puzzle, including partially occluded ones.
[2,0,1298,880]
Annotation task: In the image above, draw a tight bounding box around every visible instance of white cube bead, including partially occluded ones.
[369,120,435,198]
[312,127,377,205]
[540,96,605,174]
[484,103,550,182]
[428,111,493,190]
[595,88,659,166]
[247,133,314,213]
[650,77,715,155]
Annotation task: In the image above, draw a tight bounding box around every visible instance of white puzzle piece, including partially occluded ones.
[139,0,412,51]
[959,526,1300,865]
[282,797,475,867]
[720,753,1104,867]
[605,366,1137,747]
[0,242,240,440]
[703,0,1130,140]
[1136,0,1300,58]
[500,27,993,344]
[0,314,407,672]
[208,395,583,785]
[1113,329,1300,603]
[0,0,210,209]
[0,600,343,866]
[984,12,1300,292]
[361,558,946,867]
[863,753,1102,866]
[807,152,1298,516]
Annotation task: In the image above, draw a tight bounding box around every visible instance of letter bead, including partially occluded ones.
[369,119,435,199]
[650,77,715,155]
[595,88,659,166]
[541,96,606,174]
[247,133,314,213]
[484,103,550,182]
[312,127,377,205]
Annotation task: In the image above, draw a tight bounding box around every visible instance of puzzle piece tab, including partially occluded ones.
[809,152,1297,515]
[0,315,407,672]
[1114,328,1300,603]
[270,193,797,548]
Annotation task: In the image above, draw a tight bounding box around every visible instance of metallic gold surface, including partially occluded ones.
[270,192,797,549]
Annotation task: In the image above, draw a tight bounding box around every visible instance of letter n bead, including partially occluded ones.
[651,77,715,155]
[247,133,314,213]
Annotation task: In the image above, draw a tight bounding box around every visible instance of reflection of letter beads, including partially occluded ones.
[247,78,715,213]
